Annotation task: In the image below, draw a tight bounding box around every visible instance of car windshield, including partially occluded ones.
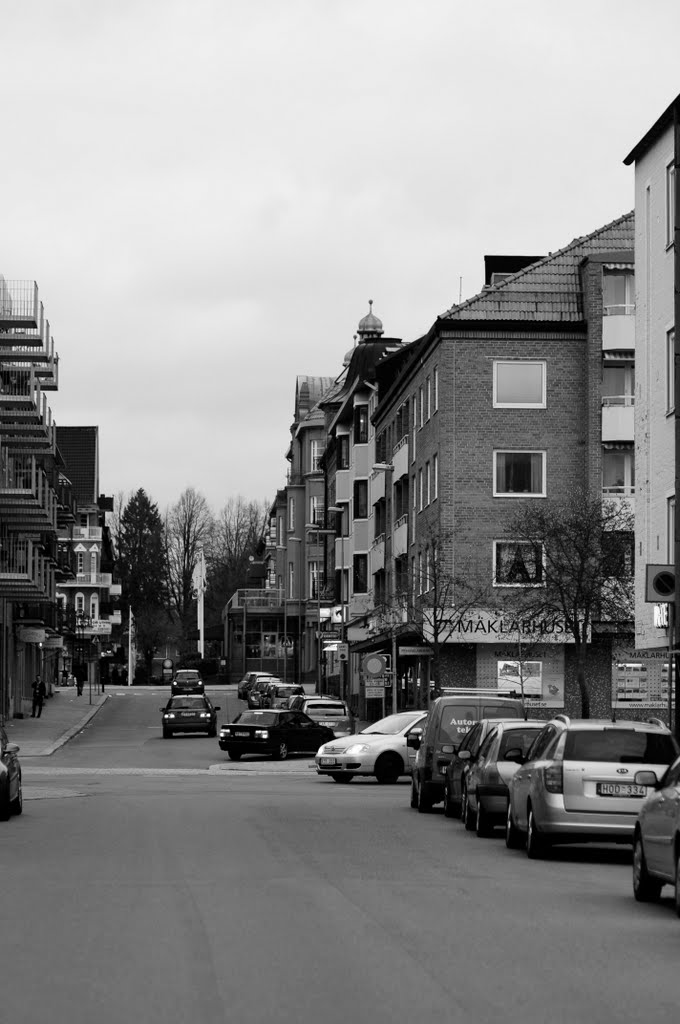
[235,712,278,727]
[169,696,207,710]
[499,726,543,759]
[564,729,678,764]
[305,703,348,716]
[273,687,298,697]
[363,713,423,735]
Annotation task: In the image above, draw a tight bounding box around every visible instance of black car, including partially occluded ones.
[219,710,335,761]
[160,695,221,738]
[0,725,22,821]
[170,669,205,696]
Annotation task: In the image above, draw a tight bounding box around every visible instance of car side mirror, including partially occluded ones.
[213,706,221,711]
[159,707,167,712]
[635,770,658,788]
[457,749,471,761]
[407,733,422,750]
[5,742,19,754]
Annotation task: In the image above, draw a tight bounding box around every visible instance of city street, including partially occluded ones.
[1,688,678,1024]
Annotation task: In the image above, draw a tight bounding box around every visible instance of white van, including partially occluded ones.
[408,690,524,812]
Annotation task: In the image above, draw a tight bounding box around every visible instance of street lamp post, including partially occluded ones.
[305,523,335,694]
[328,505,347,702]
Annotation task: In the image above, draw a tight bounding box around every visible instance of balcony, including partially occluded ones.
[73,526,103,541]
[60,572,113,588]
[394,514,409,557]
[0,537,54,600]
[371,535,385,572]
[392,436,409,479]
[0,454,58,529]
[602,310,635,351]
[227,588,284,611]
[0,279,40,330]
[371,467,386,502]
[602,488,635,517]
[601,397,634,442]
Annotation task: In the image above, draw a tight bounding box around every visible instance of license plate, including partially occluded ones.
[319,757,338,766]
[235,731,250,737]
[180,712,195,717]
[596,782,646,797]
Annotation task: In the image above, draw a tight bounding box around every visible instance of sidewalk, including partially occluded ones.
[3,688,109,756]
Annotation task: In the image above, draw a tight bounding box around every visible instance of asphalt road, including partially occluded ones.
[2,689,678,1024]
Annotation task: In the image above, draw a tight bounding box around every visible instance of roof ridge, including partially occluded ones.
[440,210,635,319]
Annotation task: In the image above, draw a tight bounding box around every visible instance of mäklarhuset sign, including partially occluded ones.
[427,609,581,644]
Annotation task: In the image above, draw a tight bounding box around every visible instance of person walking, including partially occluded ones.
[31,674,46,718]
[75,663,85,697]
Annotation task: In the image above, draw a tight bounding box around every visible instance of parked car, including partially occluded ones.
[0,725,22,821]
[632,754,680,912]
[262,682,305,708]
[170,669,205,696]
[444,716,542,821]
[408,691,525,813]
[457,720,545,835]
[161,695,220,738]
[315,710,428,784]
[237,671,277,701]
[219,710,335,761]
[247,676,282,709]
[506,715,679,857]
[288,695,353,738]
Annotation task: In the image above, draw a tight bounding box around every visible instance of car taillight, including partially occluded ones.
[543,764,563,793]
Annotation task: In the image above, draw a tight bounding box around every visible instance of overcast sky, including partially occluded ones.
[2,1,678,515]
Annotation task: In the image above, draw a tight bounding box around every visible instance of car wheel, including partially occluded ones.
[417,776,433,813]
[526,806,549,859]
[0,782,10,822]
[410,778,419,808]
[331,772,353,783]
[162,728,172,739]
[462,785,476,831]
[443,781,459,819]
[227,750,242,761]
[475,796,492,838]
[375,753,402,785]
[632,833,662,902]
[208,727,217,738]
[274,742,288,760]
[9,777,22,817]
[505,801,524,850]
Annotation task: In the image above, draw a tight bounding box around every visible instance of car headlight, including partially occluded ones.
[220,728,231,736]
[344,744,371,755]
[164,713,175,719]
[254,729,269,738]
[199,713,210,718]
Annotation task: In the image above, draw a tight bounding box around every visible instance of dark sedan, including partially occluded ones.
[219,710,335,761]
[0,725,22,821]
[161,695,221,738]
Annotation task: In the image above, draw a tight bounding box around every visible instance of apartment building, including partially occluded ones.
[55,426,119,688]
[362,214,639,719]
[0,277,62,718]
[624,97,679,682]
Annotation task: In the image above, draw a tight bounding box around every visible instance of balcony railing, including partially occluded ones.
[0,279,40,329]
[227,588,284,611]
[60,572,113,587]
[73,526,103,541]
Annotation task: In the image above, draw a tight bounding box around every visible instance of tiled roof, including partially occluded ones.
[55,426,99,505]
[440,212,635,323]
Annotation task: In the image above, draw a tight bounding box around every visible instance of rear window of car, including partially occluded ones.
[564,729,678,764]
[273,686,299,697]
[441,706,477,743]
[175,671,200,680]
[169,696,208,709]
[305,702,348,716]
[499,726,543,759]
[482,703,521,718]
[236,712,278,726]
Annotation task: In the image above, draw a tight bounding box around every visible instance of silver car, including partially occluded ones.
[632,754,680,913]
[316,711,427,784]
[506,715,678,857]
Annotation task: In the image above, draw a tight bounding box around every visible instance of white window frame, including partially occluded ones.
[493,450,546,497]
[426,461,431,505]
[493,360,546,409]
[418,468,424,511]
[493,540,545,588]
[288,497,295,532]
[667,160,675,249]
[288,562,295,599]
[419,386,424,428]
[668,496,676,564]
[667,328,675,413]
[434,366,439,411]
[433,453,438,500]
[310,495,324,527]
[310,440,323,473]
[426,376,431,420]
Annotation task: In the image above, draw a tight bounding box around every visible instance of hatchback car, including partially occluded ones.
[261,682,305,708]
[219,710,334,761]
[288,695,353,738]
[315,711,428,784]
[0,725,22,821]
[247,676,282,708]
[161,695,220,738]
[506,716,679,857]
[632,754,680,912]
[170,669,205,696]
[457,720,545,835]
[237,671,277,701]
[443,715,529,820]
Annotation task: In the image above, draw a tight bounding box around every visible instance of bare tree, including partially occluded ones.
[203,496,269,620]
[501,491,634,717]
[165,487,213,631]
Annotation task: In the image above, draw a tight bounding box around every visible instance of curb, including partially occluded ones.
[28,695,110,757]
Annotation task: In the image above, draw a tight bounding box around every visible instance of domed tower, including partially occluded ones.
[356,299,384,341]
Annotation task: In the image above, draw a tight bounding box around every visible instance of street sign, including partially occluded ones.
[337,642,349,662]
[365,686,385,698]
